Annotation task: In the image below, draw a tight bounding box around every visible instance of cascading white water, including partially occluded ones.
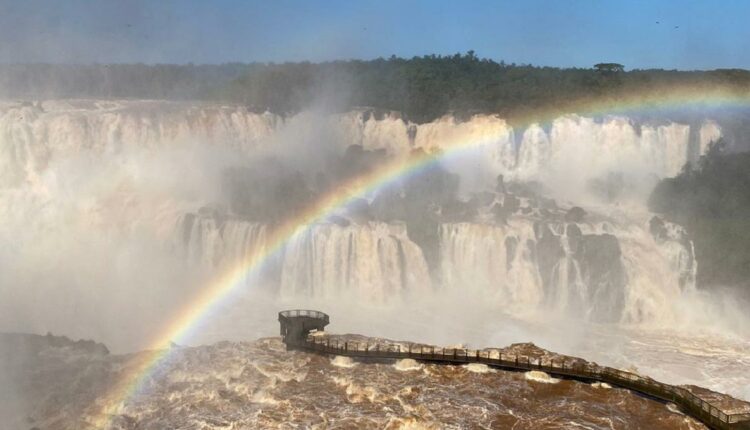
[439,222,543,311]
[279,222,431,301]
[0,101,720,193]
[439,217,696,324]
[0,100,281,188]
[170,212,431,298]
[0,99,722,321]
[2,100,747,402]
[174,211,268,269]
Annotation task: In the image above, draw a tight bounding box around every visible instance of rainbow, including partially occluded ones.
[91,85,750,427]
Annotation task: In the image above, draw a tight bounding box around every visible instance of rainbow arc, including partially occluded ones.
[91,85,750,428]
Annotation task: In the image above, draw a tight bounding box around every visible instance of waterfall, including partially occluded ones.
[174,211,267,269]
[439,222,543,311]
[0,100,281,188]
[172,214,432,301]
[336,112,722,201]
[0,101,722,195]
[0,100,715,323]
[280,222,431,301]
[439,218,697,323]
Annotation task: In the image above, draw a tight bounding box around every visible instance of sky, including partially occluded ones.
[0,0,748,70]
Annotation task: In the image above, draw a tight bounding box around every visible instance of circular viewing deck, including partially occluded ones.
[279,309,329,322]
[278,309,330,347]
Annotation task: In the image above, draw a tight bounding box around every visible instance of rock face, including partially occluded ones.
[172,184,696,324]
[0,333,112,430]
[565,206,587,223]
[568,232,627,320]
[0,333,716,430]
[531,221,626,321]
[439,216,635,322]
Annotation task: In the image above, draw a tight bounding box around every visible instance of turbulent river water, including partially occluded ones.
[0,99,748,422]
[1,332,720,429]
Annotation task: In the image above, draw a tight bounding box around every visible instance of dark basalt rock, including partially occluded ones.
[566,223,582,239]
[0,332,110,358]
[346,198,372,220]
[540,197,558,210]
[565,206,587,223]
[441,199,475,222]
[491,202,508,224]
[407,124,417,142]
[496,174,506,193]
[649,216,669,241]
[505,236,518,270]
[197,206,226,226]
[506,181,544,198]
[533,224,565,296]
[327,215,350,227]
[571,233,627,321]
[529,221,626,322]
[566,223,583,249]
[369,190,407,222]
[503,194,520,214]
[468,191,496,208]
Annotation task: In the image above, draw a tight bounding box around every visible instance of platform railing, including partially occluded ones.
[278,310,749,429]
[299,333,750,428]
[279,309,330,322]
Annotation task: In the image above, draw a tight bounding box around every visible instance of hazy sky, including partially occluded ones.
[1,0,748,69]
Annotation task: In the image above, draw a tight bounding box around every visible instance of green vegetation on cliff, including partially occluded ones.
[650,139,750,290]
[3,53,750,122]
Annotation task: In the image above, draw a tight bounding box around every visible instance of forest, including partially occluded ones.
[650,139,750,291]
[3,52,750,122]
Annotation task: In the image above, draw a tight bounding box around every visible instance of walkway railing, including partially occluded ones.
[280,311,750,430]
[279,309,330,323]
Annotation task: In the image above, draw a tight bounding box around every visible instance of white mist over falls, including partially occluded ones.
[1,99,749,400]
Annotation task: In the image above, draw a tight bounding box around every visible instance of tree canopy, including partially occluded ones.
[2,53,749,122]
[594,63,625,73]
[649,139,750,290]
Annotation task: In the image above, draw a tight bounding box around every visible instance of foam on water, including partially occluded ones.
[2,334,722,429]
[385,417,439,430]
[331,356,357,368]
[251,390,281,405]
[394,359,424,372]
[331,375,382,403]
[525,371,560,384]
[464,363,495,374]
[666,403,684,415]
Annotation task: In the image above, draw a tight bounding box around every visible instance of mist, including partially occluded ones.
[1,96,748,337]
[0,3,750,430]
[2,1,750,427]
[0,91,750,430]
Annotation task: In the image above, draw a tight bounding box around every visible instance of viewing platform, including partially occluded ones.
[279,309,750,430]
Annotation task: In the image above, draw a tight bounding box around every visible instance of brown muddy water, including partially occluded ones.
[3,333,729,430]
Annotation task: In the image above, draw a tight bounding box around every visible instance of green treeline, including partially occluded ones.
[2,52,750,122]
[650,139,750,290]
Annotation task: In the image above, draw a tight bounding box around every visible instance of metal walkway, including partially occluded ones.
[279,309,750,430]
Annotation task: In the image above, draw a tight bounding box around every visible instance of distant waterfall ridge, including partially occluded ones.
[1,100,722,323]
